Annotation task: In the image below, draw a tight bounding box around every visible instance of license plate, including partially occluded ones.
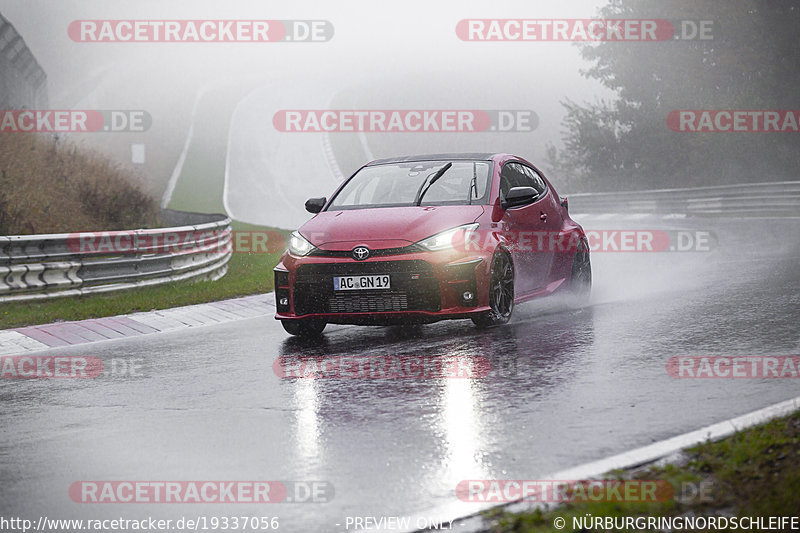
[333,274,391,291]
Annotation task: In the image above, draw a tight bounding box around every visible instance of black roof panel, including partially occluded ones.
[366,153,499,166]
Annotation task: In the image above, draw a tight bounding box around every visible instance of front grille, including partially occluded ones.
[293,260,440,315]
[329,293,408,313]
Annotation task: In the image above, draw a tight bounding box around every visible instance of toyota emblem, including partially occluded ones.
[352,246,370,261]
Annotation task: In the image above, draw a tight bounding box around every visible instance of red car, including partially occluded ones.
[274,153,591,336]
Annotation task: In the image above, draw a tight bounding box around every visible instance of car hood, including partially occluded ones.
[299,205,485,250]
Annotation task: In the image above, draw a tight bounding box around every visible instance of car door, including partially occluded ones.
[521,164,563,284]
[499,162,554,295]
[529,165,571,280]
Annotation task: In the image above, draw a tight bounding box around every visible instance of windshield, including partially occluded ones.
[328,160,492,210]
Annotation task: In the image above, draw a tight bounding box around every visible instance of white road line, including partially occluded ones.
[161,89,204,209]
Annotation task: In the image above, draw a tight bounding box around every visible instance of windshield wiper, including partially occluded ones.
[468,162,478,204]
[414,162,452,206]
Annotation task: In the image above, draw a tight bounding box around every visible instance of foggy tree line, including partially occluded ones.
[548,0,800,191]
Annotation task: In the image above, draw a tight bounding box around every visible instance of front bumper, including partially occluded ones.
[274,251,489,326]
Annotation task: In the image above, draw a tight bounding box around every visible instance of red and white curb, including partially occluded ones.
[0,293,274,356]
[412,395,800,533]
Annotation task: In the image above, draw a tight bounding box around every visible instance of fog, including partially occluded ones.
[0,0,611,198]
[6,0,795,219]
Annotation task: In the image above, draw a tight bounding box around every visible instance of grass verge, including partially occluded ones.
[479,410,800,532]
[0,222,289,330]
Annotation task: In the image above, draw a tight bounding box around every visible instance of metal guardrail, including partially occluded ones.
[0,211,232,303]
[568,181,800,216]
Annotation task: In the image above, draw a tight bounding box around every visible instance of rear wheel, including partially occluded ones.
[567,238,592,307]
[472,251,514,328]
[281,319,327,337]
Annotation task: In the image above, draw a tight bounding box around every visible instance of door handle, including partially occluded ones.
[540,212,548,222]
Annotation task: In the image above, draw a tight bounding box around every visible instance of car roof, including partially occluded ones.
[365,153,500,166]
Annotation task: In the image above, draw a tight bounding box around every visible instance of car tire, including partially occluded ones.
[472,250,515,328]
[567,237,592,308]
[281,319,327,337]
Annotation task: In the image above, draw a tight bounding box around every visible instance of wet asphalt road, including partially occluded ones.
[1,217,799,532]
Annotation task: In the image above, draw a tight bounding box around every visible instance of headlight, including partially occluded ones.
[288,231,316,256]
[416,223,479,251]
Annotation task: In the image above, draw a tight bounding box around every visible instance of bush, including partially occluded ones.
[0,132,158,234]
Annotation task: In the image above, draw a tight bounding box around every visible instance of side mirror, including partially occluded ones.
[501,186,537,209]
[305,197,327,214]
[560,196,569,211]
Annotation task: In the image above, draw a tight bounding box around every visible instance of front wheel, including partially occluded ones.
[472,251,515,328]
[281,319,327,337]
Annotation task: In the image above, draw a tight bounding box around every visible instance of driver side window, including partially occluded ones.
[520,165,547,197]
[500,163,525,199]
[500,162,546,200]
